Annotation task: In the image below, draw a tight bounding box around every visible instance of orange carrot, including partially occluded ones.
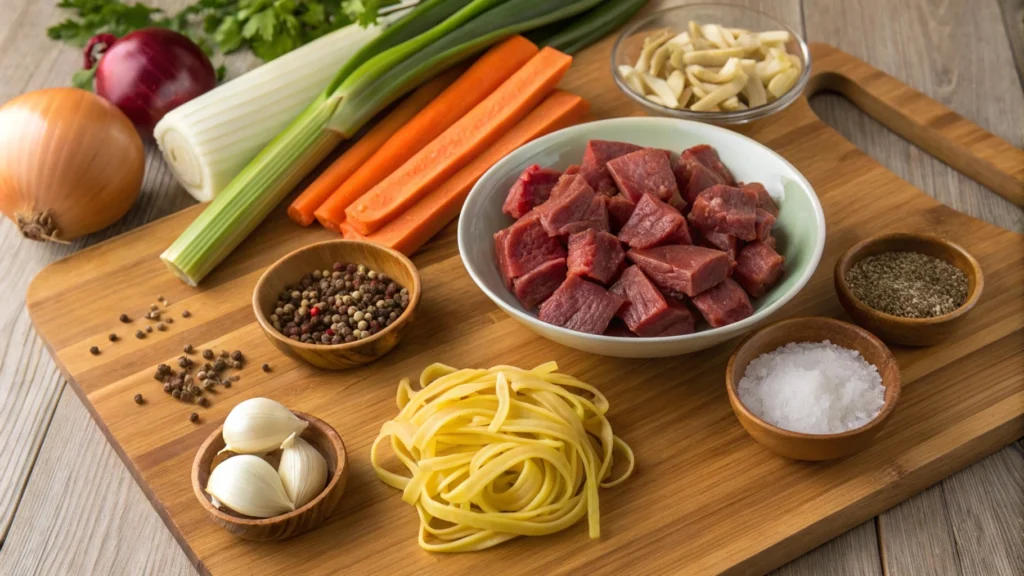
[286,70,455,227]
[352,92,589,255]
[314,36,539,231]
[338,220,367,241]
[345,47,573,235]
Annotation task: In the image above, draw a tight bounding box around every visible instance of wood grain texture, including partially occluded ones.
[19,39,1024,576]
[0,389,195,576]
[804,2,1024,574]
[1,1,1021,576]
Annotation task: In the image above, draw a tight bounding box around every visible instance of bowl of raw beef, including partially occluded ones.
[458,117,825,358]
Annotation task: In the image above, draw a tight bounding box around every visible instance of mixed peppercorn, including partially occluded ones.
[270,262,410,345]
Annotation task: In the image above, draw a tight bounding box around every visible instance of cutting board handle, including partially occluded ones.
[805,43,1024,207]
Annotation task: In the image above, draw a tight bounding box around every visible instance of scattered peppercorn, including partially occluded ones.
[184,344,193,354]
[166,317,174,324]
[134,394,144,405]
[232,360,242,369]
[220,349,230,358]
[189,412,199,423]
[262,363,271,373]
[119,313,131,323]
[89,346,100,356]
[171,389,181,399]
[150,304,159,311]
[197,397,209,408]
[223,381,232,388]
[145,325,153,333]
[231,350,243,361]
[156,323,167,331]
[203,349,214,360]
[108,333,118,342]
[846,251,968,319]
[182,310,191,318]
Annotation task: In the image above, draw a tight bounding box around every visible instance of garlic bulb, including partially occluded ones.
[222,397,308,454]
[206,455,294,518]
[278,433,328,508]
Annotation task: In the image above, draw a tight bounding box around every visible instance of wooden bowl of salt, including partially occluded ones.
[725,316,901,461]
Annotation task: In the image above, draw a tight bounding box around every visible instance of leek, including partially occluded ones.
[153,24,383,202]
[162,0,604,286]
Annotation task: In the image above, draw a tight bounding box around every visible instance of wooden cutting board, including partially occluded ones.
[26,42,1024,576]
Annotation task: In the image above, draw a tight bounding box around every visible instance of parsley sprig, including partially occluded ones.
[49,0,396,65]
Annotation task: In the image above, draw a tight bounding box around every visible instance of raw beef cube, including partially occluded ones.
[688,184,758,241]
[537,177,609,236]
[700,230,742,263]
[548,171,580,202]
[610,266,696,337]
[605,194,636,232]
[734,241,785,297]
[626,245,733,296]
[580,140,642,196]
[618,194,692,249]
[606,148,680,204]
[496,212,566,279]
[764,234,777,250]
[567,229,625,284]
[539,275,625,334]
[744,182,778,216]
[692,278,754,328]
[676,144,736,204]
[754,208,776,242]
[513,257,567,309]
[502,164,562,219]
[494,227,514,289]
[565,164,581,176]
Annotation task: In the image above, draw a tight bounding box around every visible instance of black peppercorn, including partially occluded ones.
[182,310,191,318]
[163,383,172,393]
[189,412,199,423]
[119,313,131,323]
[197,397,209,408]
[231,350,243,361]
[262,363,271,372]
[171,389,181,399]
[184,344,194,354]
[89,346,100,356]
[202,349,214,360]
[133,394,144,405]
[232,360,242,369]
[108,333,118,342]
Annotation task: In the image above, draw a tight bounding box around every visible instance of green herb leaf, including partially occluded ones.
[242,8,277,41]
[71,67,96,91]
[215,64,227,81]
[214,16,243,52]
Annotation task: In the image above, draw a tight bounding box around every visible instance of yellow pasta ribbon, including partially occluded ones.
[370,362,635,552]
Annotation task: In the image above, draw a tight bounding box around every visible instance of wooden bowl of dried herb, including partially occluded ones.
[834,232,983,346]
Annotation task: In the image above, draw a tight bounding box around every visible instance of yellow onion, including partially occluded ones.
[0,88,144,242]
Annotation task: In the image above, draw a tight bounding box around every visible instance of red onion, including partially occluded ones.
[85,28,217,138]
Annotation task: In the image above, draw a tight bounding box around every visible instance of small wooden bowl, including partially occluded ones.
[253,240,421,369]
[725,317,901,461]
[834,233,983,346]
[191,411,348,541]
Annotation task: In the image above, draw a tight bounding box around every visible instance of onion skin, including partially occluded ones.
[0,88,144,242]
[93,28,217,138]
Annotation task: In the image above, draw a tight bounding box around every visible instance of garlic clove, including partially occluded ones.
[205,454,295,518]
[278,432,328,509]
[222,397,308,455]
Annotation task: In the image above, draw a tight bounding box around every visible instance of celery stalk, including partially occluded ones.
[162,98,339,285]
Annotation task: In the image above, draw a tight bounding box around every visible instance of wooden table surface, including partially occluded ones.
[0,1,1021,574]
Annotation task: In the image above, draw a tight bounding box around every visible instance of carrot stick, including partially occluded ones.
[314,36,539,231]
[345,47,574,235]
[286,70,455,227]
[352,92,589,255]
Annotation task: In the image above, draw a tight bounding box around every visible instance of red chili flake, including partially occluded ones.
[310,307,320,317]
[326,329,335,336]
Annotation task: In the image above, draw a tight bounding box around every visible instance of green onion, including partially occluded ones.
[163,0,604,285]
[528,0,648,55]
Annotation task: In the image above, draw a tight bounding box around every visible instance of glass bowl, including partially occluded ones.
[611,3,811,125]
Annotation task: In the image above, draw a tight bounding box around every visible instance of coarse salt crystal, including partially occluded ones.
[737,340,885,434]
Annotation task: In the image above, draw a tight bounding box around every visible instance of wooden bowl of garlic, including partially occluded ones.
[191,398,348,541]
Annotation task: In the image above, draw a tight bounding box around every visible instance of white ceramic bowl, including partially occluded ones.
[458,117,825,358]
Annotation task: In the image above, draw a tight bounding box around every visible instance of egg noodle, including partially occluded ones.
[370,362,635,552]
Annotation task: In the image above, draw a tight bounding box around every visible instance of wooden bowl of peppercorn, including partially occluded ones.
[253,240,421,370]
[834,233,983,346]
